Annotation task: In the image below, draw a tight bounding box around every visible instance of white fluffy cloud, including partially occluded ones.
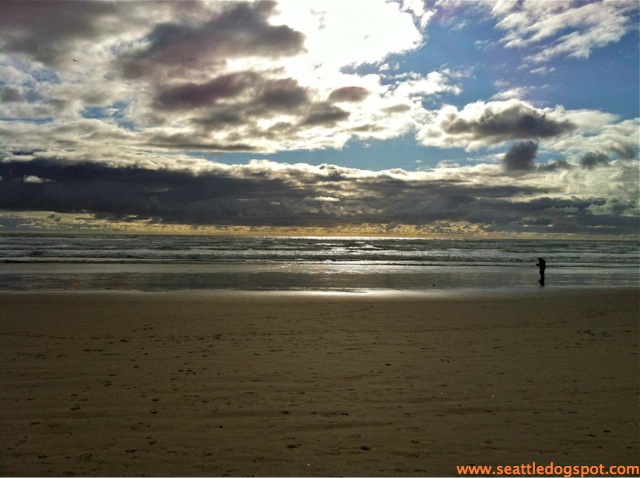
[487,0,637,63]
[417,100,577,149]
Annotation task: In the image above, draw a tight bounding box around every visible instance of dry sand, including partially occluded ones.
[0,289,638,476]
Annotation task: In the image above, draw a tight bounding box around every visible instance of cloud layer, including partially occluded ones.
[1,152,637,236]
[1,0,638,236]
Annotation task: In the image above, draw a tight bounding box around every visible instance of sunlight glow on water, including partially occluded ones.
[1,235,638,291]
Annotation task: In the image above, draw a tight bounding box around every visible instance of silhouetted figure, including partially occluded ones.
[536,257,546,286]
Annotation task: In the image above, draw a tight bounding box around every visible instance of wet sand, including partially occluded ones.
[1,289,638,476]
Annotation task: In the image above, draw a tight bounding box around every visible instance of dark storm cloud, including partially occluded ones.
[119,1,305,78]
[328,87,370,103]
[155,76,310,115]
[580,152,610,169]
[503,141,538,171]
[1,0,305,77]
[301,104,350,126]
[154,73,258,110]
[1,87,23,103]
[442,101,577,143]
[153,75,317,148]
[351,177,545,224]
[0,0,120,66]
[147,78,354,150]
[0,158,297,225]
[538,160,572,172]
[192,110,245,128]
[255,79,310,111]
[145,133,257,152]
[2,156,637,235]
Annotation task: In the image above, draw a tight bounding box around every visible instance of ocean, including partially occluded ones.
[0,234,638,292]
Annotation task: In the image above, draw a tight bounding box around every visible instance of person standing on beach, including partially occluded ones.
[536,258,546,286]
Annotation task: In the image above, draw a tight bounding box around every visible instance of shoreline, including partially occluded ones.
[1,284,638,299]
[2,261,639,293]
[1,288,638,476]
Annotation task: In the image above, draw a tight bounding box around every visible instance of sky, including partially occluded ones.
[1,0,639,238]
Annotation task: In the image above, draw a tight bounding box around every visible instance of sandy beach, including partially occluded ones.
[1,289,638,476]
